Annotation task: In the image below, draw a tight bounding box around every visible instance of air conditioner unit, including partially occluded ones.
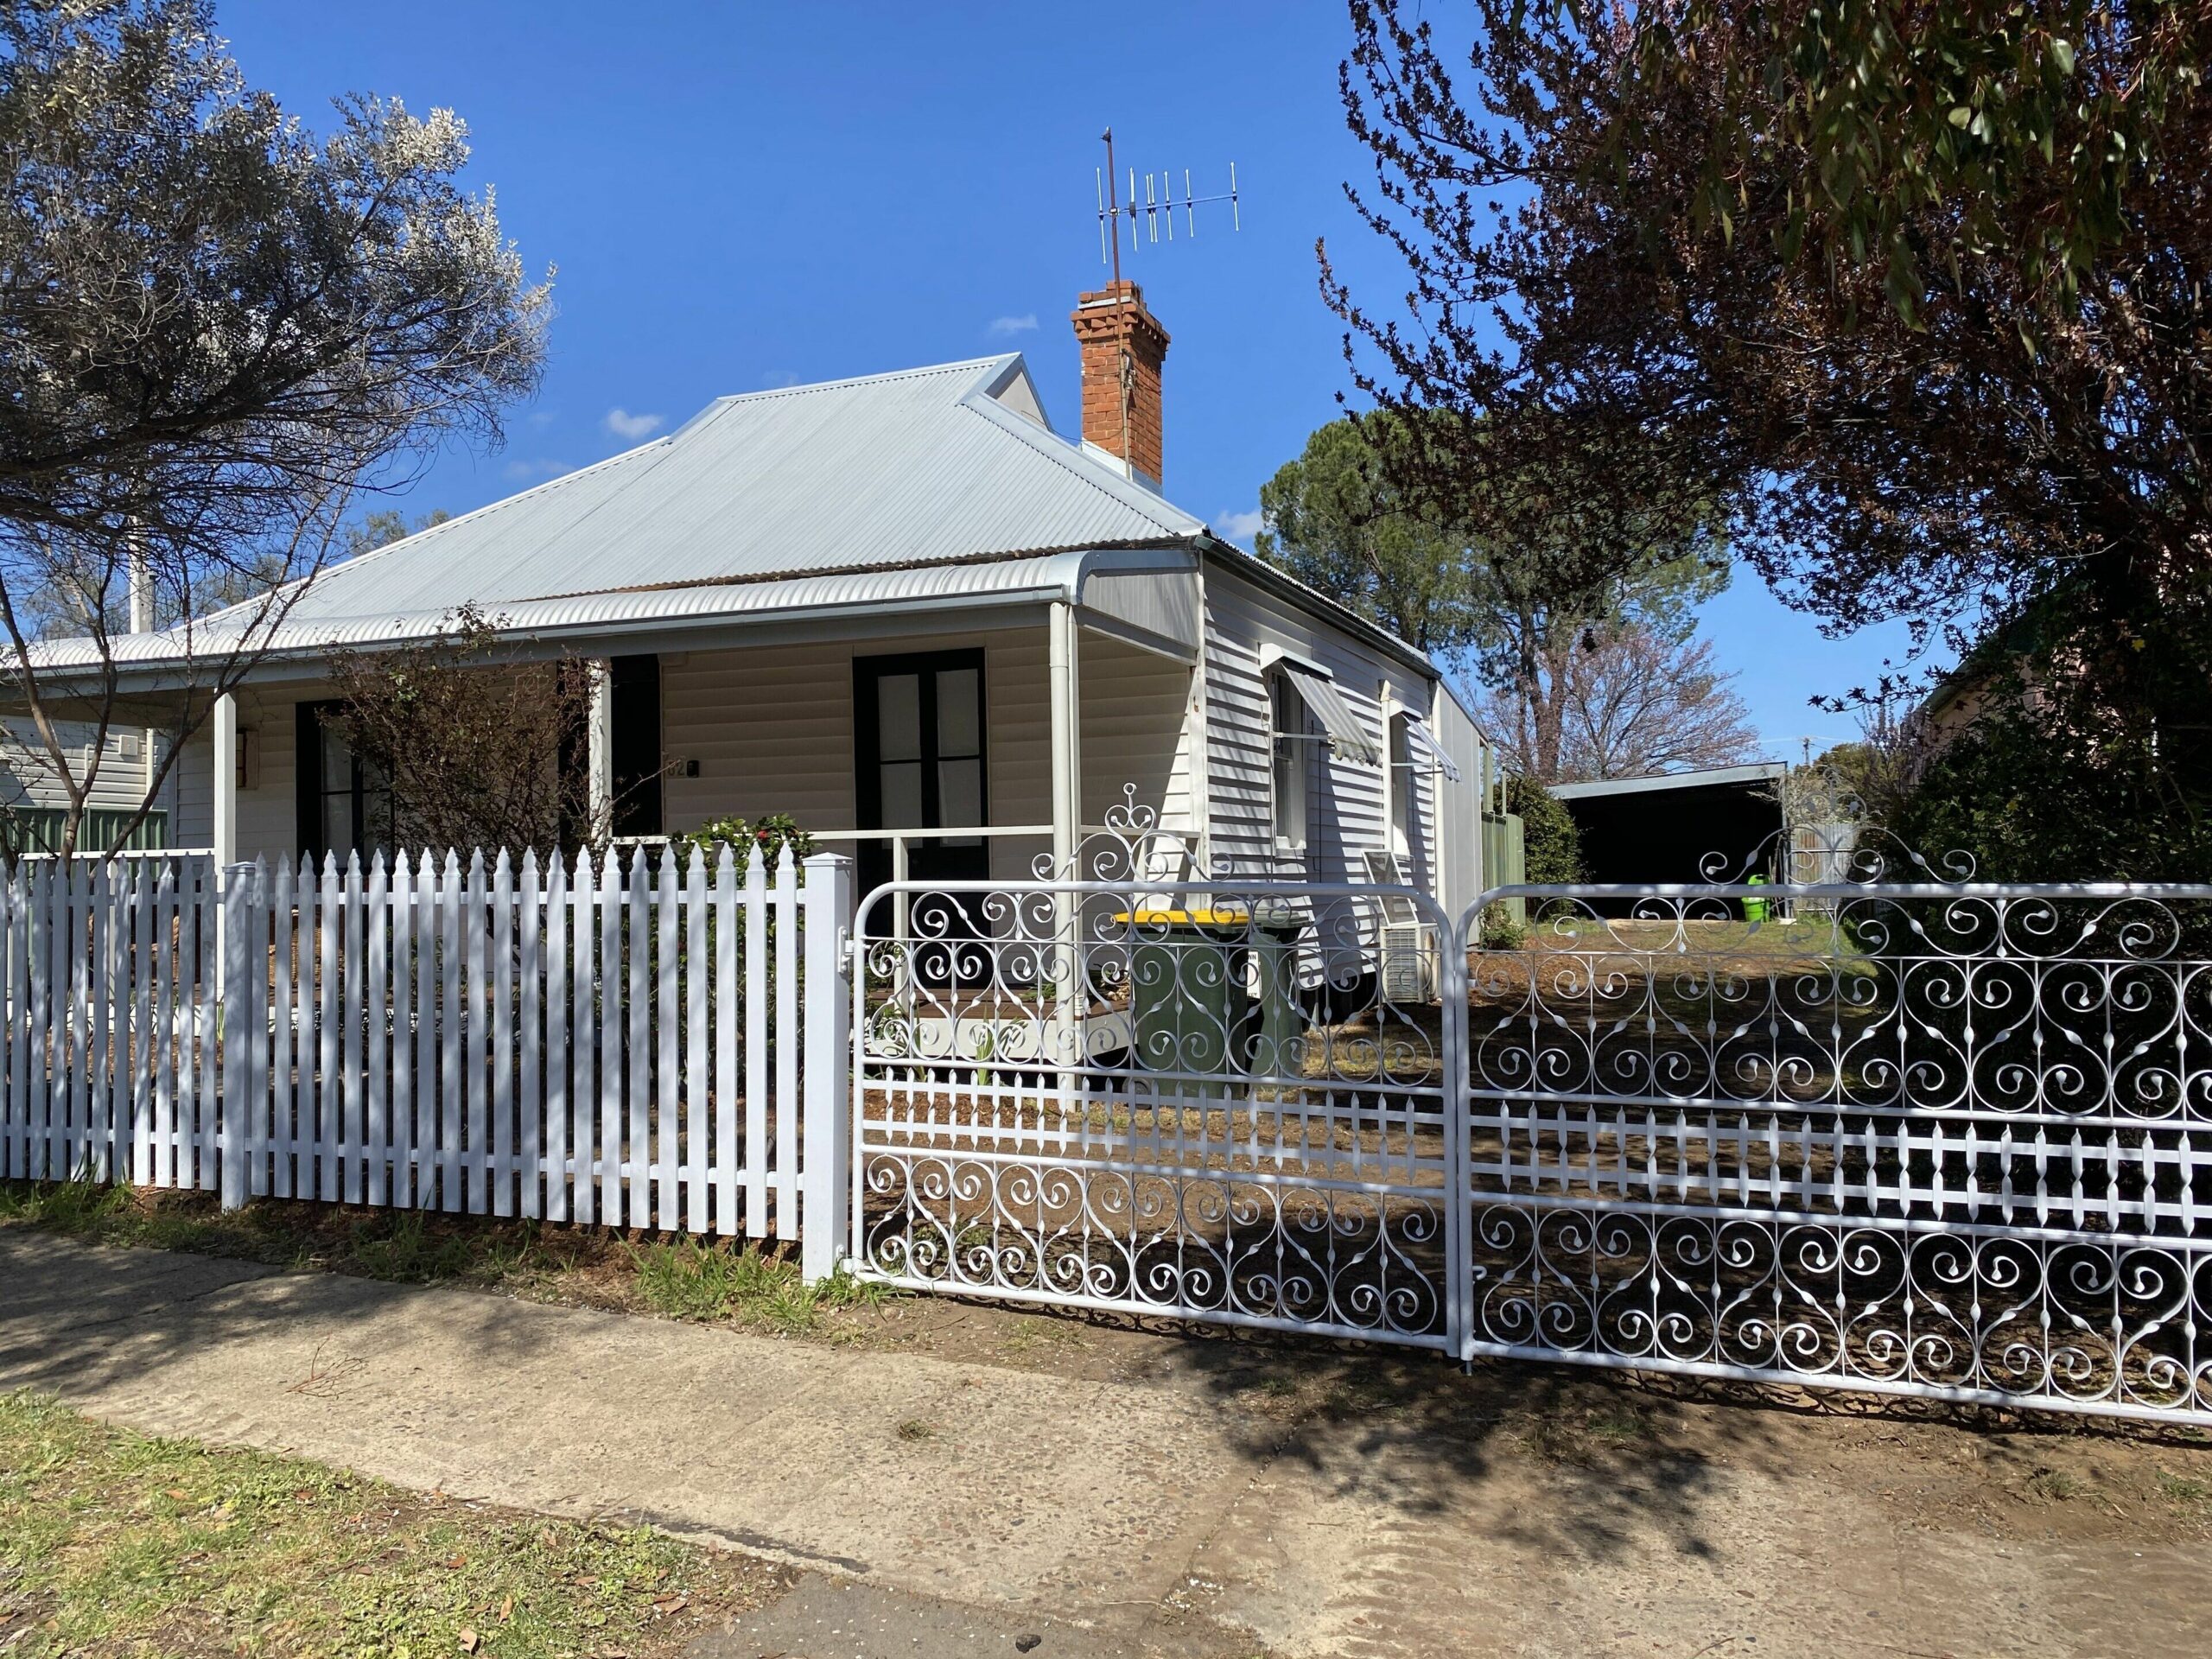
[1381,921,1435,1003]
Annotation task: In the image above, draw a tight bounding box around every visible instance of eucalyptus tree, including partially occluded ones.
[0,0,549,853]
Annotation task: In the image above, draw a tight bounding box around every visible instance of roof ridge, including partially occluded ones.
[713,354,1019,406]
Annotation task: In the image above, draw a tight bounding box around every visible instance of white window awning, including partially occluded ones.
[1276,661,1382,767]
[1402,715,1462,781]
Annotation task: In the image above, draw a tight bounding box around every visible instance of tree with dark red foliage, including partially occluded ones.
[1327,1,2212,871]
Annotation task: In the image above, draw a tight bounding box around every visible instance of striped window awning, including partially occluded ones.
[1275,662,1382,767]
[1402,715,1462,781]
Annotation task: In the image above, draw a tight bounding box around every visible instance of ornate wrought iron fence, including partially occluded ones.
[1458,861,2212,1425]
[849,800,1457,1346]
[849,806,2212,1425]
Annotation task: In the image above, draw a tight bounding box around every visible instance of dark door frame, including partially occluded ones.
[852,647,991,908]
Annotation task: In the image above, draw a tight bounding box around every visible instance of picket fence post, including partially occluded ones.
[218,861,257,1211]
[799,851,852,1285]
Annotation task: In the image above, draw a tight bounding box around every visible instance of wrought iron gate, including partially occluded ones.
[848,810,2212,1425]
[848,805,1457,1346]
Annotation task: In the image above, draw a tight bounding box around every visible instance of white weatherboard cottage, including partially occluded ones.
[29,283,1497,917]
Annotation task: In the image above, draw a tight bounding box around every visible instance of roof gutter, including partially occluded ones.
[9,544,1203,702]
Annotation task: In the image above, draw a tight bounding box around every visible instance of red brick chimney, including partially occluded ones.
[1070,280,1170,490]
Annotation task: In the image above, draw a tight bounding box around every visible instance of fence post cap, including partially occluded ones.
[802,850,853,870]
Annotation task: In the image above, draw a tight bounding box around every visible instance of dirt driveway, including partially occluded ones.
[3,1227,2209,1659]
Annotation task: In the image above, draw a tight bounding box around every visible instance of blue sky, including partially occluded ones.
[219,0,1917,760]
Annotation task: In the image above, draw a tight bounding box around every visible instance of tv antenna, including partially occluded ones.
[1095,127,1239,286]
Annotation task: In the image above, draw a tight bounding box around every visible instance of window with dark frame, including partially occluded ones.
[1269,669,1309,852]
[295,701,395,862]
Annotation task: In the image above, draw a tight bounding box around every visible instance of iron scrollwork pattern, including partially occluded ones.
[1463,840,2212,1423]
[855,794,1455,1345]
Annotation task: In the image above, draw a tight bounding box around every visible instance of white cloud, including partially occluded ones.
[525,408,558,429]
[503,457,569,483]
[603,407,664,442]
[760,370,801,389]
[1214,507,1265,543]
[986,314,1039,338]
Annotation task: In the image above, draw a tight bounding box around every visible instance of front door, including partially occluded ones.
[855,651,990,930]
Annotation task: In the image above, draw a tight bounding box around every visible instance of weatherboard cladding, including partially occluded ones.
[1202,562,1426,887]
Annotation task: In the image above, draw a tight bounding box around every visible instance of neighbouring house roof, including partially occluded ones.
[25,352,1434,688]
[1547,763,1787,802]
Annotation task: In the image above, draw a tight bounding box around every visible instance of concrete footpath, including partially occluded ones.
[3,1230,2209,1659]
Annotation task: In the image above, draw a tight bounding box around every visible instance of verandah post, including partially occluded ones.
[218,861,258,1210]
[799,851,853,1285]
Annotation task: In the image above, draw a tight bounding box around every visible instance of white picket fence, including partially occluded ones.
[0,846,852,1262]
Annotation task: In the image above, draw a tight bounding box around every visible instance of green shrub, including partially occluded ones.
[1892,712,2211,890]
[1503,775,1585,885]
[1477,899,1529,949]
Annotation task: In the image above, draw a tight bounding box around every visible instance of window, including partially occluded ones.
[295,702,393,862]
[608,654,663,837]
[1389,710,1414,856]
[860,656,984,843]
[1268,670,1308,851]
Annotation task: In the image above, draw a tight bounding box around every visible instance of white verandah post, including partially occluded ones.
[210,692,238,870]
[586,659,614,833]
[1047,601,1083,1076]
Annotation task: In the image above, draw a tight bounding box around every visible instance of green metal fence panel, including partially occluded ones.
[1480,811,1524,921]
[0,807,168,856]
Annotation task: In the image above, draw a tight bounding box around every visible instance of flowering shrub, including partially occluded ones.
[670,813,815,880]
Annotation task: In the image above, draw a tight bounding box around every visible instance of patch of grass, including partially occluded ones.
[1583,1402,1657,1442]
[2153,1470,2212,1512]
[348,1211,555,1287]
[0,1174,251,1258]
[1516,1401,1662,1465]
[2026,1465,2088,1502]
[0,1179,893,1341]
[626,1237,887,1335]
[0,1389,784,1658]
[1230,1375,1312,1422]
[997,1315,1089,1357]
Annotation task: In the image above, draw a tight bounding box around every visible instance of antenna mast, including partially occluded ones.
[1096,129,1239,270]
[1090,129,1241,480]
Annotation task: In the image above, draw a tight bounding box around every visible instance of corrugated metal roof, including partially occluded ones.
[1548,763,1787,800]
[48,355,1204,669]
[303,356,1201,624]
[29,350,1440,687]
